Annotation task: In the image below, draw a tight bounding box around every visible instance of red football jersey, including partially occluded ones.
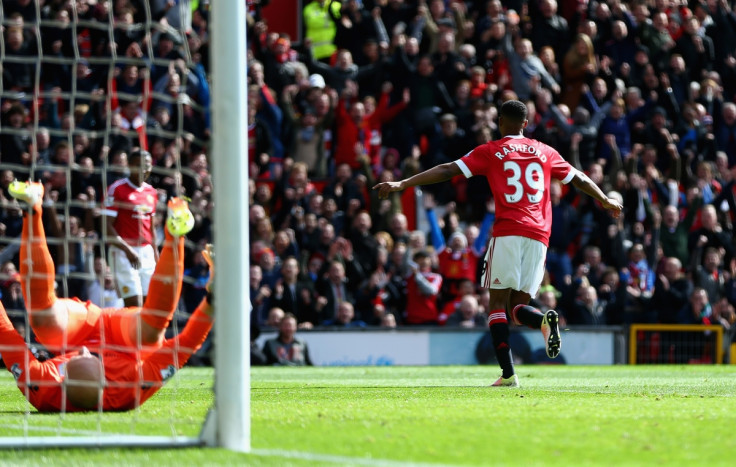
[103,178,158,246]
[456,134,577,247]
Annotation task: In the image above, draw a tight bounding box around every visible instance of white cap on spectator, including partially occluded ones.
[308,74,326,89]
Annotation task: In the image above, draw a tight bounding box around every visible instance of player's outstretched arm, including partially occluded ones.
[571,171,623,218]
[373,162,462,199]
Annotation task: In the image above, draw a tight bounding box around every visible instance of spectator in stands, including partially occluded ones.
[538,46,561,88]
[692,247,726,305]
[530,0,570,64]
[561,33,597,111]
[362,82,409,168]
[651,257,693,324]
[678,287,713,326]
[404,250,442,325]
[622,242,658,322]
[335,2,387,66]
[688,204,735,266]
[322,300,367,328]
[427,114,473,198]
[150,32,185,83]
[596,267,627,325]
[603,20,637,76]
[348,211,379,277]
[639,10,676,72]
[281,84,333,179]
[322,163,364,215]
[568,285,607,326]
[87,256,124,309]
[712,297,736,331]
[264,307,286,330]
[305,45,381,97]
[2,25,36,91]
[113,65,151,114]
[381,313,397,328]
[0,103,30,166]
[315,258,356,325]
[248,88,275,180]
[504,35,561,102]
[597,97,633,164]
[445,294,486,328]
[400,53,455,145]
[271,257,317,327]
[258,247,280,289]
[272,229,300,265]
[388,212,410,245]
[250,264,271,326]
[660,192,702,266]
[715,102,736,165]
[262,313,313,366]
[438,278,475,325]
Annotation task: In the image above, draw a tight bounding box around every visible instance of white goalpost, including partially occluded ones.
[202,0,251,452]
[0,0,250,451]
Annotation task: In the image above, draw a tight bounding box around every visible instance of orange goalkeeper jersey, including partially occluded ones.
[1,305,213,412]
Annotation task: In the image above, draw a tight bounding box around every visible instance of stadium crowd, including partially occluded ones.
[2,0,736,365]
[244,0,736,338]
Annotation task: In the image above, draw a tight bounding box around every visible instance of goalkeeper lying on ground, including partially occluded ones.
[0,245,214,412]
[8,180,197,356]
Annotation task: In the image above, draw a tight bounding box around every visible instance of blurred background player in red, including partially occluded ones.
[102,149,159,307]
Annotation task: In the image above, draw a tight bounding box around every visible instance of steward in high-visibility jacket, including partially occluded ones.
[303,0,341,61]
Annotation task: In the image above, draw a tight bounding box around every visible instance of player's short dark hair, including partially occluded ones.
[500,100,528,123]
[129,149,151,164]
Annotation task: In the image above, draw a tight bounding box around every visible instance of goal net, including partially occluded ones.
[0,0,248,450]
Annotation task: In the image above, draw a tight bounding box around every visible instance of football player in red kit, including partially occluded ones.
[374,100,623,386]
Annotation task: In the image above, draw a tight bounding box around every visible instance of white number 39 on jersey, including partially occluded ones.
[503,161,544,204]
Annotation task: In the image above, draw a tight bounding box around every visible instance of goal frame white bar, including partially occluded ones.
[201,0,251,452]
[0,0,250,451]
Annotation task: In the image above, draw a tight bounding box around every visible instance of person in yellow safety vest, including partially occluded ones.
[303,0,341,61]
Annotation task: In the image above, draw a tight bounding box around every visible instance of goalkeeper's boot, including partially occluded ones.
[541,309,561,358]
[166,197,194,237]
[8,180,44,207]
[491,375,519,387]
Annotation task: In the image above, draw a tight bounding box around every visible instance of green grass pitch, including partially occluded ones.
[1,365,735,466]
